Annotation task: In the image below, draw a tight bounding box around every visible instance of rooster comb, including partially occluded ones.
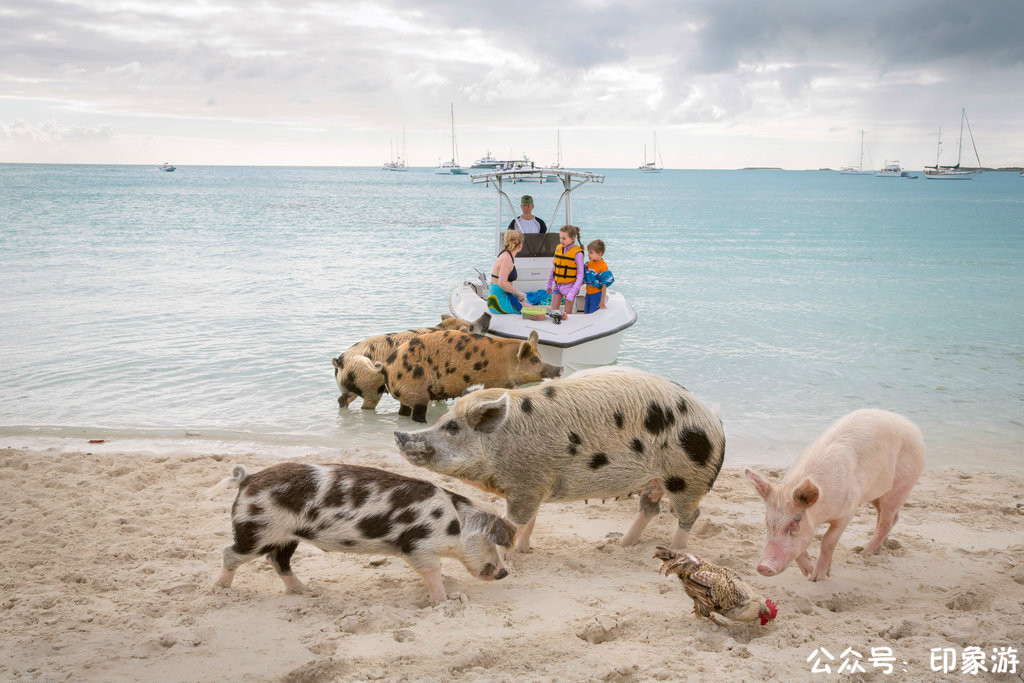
[760,599,779,625]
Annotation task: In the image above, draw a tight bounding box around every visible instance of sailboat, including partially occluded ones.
[550,129,563,169]
[925,107,981,180]
[382,127,408,171]
[840,130,873,175]
[435,103,467,175]
[638,131,663,172]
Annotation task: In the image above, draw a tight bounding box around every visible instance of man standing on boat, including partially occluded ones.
[507,195,547,233]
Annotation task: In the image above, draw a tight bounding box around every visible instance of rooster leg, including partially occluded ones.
[708,613,731,628]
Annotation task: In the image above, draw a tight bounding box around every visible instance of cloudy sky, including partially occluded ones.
[2,0,1023,169]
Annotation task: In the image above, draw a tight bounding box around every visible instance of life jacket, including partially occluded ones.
[584,258,612,294]
[552,244,583,284]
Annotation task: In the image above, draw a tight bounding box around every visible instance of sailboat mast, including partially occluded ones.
[955,107,965,168]
[934,126,942,168]
[859,130,865,171]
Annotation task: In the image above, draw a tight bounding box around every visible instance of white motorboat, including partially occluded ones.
[158,162,176,172]
[471,150,501,169]
[875,160,903,177]
[449,167,637,373]
[924,108,981,180]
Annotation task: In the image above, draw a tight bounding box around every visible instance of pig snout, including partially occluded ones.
[393,431,435,465]
[337,391,357,408]
[756,543,791,576]
[544,364,563,379]
[480,563,509,581]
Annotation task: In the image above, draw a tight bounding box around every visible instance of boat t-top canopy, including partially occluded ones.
[471,168,605,255]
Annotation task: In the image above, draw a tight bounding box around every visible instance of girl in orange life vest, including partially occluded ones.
[546,224,585,318]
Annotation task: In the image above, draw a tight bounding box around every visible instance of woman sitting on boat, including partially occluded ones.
[486,230,527,315]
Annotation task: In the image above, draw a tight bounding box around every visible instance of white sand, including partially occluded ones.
[1,446,1022,683]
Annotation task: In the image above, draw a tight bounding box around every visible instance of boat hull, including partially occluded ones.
[449,281,636,374]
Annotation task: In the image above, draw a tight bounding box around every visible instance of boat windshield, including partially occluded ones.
[471,168,604,256]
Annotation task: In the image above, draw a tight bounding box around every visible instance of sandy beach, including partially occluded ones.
[1,445,1022,683]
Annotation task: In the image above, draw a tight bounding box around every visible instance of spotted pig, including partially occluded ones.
[395,366,725,552]
[385,329,561,423]
[211,462,514,604]
[332,313,490,410]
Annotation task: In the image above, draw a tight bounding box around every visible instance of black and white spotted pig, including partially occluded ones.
[332,314,490,410]
[211,462,514,604]
[394,366,725,552]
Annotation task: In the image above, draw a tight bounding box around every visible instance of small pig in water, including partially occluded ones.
[210,462,515,604]
[745,409,924,582]
[395,366,725,552]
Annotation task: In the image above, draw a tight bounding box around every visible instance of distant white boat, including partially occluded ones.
[840,130,873,175]
[435,103,468,175]
[158,163,176,172]
[924,107,981,180]
[382,128,409,172]
[638,131,663,172]
[875,160,903,177]
[471,150,501,169]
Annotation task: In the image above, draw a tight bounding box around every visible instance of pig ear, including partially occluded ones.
[465,393,509,433]
[744,469,774,501]
[440,313,453,321]
[489,518,516,548]
[472,312,491,334]
[792,479,820,509]
[519,331,540,359]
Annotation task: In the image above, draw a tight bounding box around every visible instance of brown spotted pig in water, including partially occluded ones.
[386,329,561,423]
[211,462,514,604]
[332,313,490,410]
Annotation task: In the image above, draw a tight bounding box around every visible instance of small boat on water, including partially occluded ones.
[449,167,637,373]
[382,128,409,172]
[471,150,501,169]
[435,103,468,175]
[875,160,903,177]
[924,107,981,180]
[638,131,663,172]
[158,163,176,172]
[840,130,874,175]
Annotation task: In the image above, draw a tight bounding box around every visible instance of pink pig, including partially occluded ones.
[744,409,924,581]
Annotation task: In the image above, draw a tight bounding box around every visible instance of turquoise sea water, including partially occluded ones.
[1,164,1022,472]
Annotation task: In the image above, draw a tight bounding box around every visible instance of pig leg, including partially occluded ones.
[506,495,544,551]
[266,542,306,594]
[400,554,448,604]
[411,404,428,423]
[864,483,912,555]
[663,484,702,550]
[398,404,412,417]
[809,519,850,581]
[514,514,538,553]
[621,480,663,546]
[796,551,814,577]
[361,392,383,410]
[214,544,264,589]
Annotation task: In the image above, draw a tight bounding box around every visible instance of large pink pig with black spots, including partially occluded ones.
[395,366,725,552]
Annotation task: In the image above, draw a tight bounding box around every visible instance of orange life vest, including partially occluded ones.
[552,244,583,284]
[585,258,609,294]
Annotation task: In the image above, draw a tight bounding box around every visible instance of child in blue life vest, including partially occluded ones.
[583,239,614,313]
[546,224,585,318]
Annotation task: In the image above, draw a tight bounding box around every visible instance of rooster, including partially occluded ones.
[654,546,778,627]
